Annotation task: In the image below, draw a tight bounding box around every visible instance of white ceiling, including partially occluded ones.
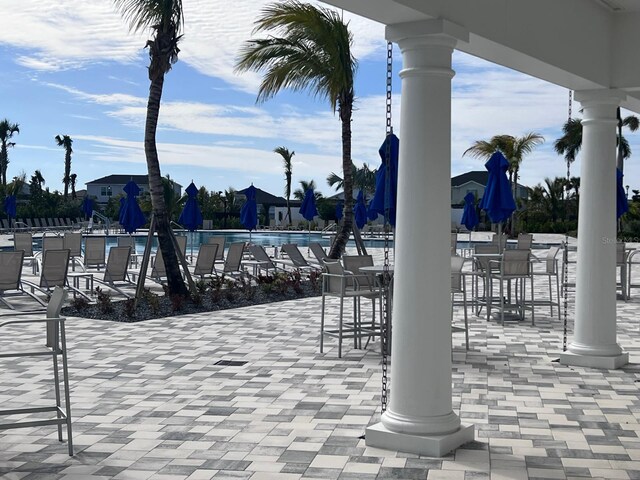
[596,0,640,13]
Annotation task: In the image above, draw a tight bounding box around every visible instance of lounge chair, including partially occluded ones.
[0,250,46,308]
[150,235,187,282]
[208,236,226,263]
[280,243,322,272]
[43,234,64,252]
[192,244,218,279]
[309,242,329,265]
[63,232,84,271]
[219,242,246,278]
[14,232,38,273]
[25,248,91,302]
[247,244,284,275]
[86,246,134,298]
[83,236,106,270]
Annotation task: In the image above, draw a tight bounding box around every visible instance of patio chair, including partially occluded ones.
[320,260,380,358]
[470,243,501,315]
[309,242,329,265]
[342,255,384,347]
[247,244,284,275]
[150,235,187,282]
[192,244,218,279]
[531,246,561,321]
[281,243,322,273]
[0,250,46,308]
[491,233,507,252]
[451,255,469,350]
[83,236,106,270]
[487,249,534,325]
[0,286,74,456]
[516,233,533,250]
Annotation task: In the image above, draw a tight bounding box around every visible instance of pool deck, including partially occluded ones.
[2,243,640,479]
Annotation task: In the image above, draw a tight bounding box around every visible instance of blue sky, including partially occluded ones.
[1,1,638,199]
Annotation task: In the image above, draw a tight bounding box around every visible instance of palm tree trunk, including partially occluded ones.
[146,74,188,296]
[329,98,353,259]
[0,145,6,187]
[63,152,71,198]
[286,200,292,226]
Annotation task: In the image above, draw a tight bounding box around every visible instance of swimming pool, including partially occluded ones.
[29,230,393,253]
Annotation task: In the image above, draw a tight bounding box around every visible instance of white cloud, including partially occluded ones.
[1,0,384,93]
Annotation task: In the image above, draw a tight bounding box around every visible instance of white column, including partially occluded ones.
[560,89,628,369]
[365,19,474,457]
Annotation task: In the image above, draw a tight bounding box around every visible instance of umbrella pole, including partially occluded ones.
[308,223,311,257]
[497,222,503,253]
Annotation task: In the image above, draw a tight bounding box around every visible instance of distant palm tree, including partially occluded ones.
[55,135,73,198]
[555,113,639,172]
[464,133,544,234]
[70,173,77,199]
[31,169,45,190]
[0,119,19,187]
[327,162,376,197]
[293,180,321,201]
[236,1,357,259]
[274,146,294,226]
[114,0,187,296]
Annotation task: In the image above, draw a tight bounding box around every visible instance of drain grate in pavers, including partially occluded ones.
[214,360,248,366]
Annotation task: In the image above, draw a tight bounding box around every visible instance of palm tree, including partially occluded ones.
[70,173,77,199]
[235,1,357,259]
[463,133,544,234]
[555,114,638,171]
[0,119,19,187]
[55,135,73,197]
[115,0,187,296]
[31,170,45,190]
[274,146,294,225]
[327,162,376,197]
[293,179,319,201]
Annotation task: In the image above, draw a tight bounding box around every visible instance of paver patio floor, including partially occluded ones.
[2,247,640,479]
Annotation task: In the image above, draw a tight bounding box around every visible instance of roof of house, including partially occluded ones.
[87,174,182,188]
[451,171,489,187]
[452,171,528,190]
[237,187,299,207]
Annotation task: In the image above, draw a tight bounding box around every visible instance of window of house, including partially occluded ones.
[100,186,112,197]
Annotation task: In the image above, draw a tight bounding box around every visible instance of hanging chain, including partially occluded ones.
[562,90,572,352]
[380,40,393,413]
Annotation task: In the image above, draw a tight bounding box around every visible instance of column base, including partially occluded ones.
[365,422,474,457]
[559,350,628,369]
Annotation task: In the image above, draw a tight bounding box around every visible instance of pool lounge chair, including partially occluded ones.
[218,242,246,279]
[247,244,285,276]
[25,248,91,302]
[208,236,226,264]
[86,246,134,298]
[192,244,218,279]
[280,243,322,273]
[14,232,38,274]
[0,250,46,308]
[83,236,106,270]
[309,242,329,265]
[150,235,188,282]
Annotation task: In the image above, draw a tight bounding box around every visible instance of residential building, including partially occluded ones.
[451,171,528,205]
[86,175,182,203]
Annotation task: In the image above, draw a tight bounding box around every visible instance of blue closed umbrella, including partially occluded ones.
[118,197,126,224]
[461,192,479,231]
[179,182,203,231]
[299,189,318,247]
[368,133,399,226]
[120,180,146,234]
[335,201,343,222]
[616,168,629,219]
[4,195,16,225]
[240,185,258,242]
[354,190,368,230]
[81,196,94,220]
[479,152,516,236]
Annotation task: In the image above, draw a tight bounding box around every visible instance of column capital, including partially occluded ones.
[574,89,627,107]
[386,19,469,47]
